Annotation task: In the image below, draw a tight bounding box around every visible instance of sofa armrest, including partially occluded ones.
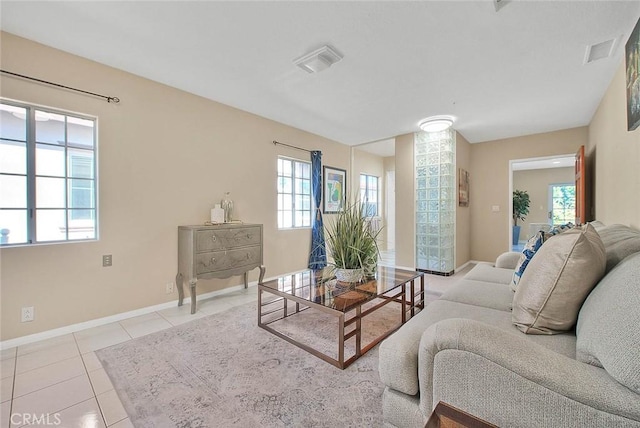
[494,251,521,269]
[418,319,640,424]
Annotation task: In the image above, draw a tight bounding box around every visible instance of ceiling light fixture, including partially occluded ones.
[293,45,343,74]
[418,116,454,133]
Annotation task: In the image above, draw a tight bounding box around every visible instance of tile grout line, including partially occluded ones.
[74,332,111,428]
[153,310,174,326]
[77,327,134,427]
[7,352,16,428]
[11,373,89,428]
[13,353,79,379]
[14,336,76,359]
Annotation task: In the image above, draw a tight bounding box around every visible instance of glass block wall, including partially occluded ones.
[415,129,456,274]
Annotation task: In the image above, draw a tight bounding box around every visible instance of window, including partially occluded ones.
[0,100,97,246]
[549,183,576,225]
[277,156,311,228]
[359,174,379,217]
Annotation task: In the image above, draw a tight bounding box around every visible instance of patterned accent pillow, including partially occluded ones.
[511,231,549,291]
[549,222,574,236]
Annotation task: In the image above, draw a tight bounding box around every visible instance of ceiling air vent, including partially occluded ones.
[293,45,343,74]
[584,38,616,64]
[493,0,511,12]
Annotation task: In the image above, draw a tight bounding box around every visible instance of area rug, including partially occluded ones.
[97,296,437,427]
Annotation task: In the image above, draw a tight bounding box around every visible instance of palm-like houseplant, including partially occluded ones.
[325,199,381,282]
[512,189,531,245]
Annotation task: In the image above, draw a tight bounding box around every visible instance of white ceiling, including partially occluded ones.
[354,138,396,158]
[1,1,639,146]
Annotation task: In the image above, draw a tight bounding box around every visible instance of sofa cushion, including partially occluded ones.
[440,279,513,311]
[494,251,522,269]
[511,231,547,291]
[512,224,606,335]
[595,224,640,272]
[463,263,514,285]
[379,299,577,396]
[576,252,640,394]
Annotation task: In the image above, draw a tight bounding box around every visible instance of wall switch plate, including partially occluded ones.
[165,282,174,294]
[21,306,34,322]
[492,205,500,212]
[103,255,112,267]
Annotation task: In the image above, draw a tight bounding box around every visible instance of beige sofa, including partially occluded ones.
[379,223,640,428]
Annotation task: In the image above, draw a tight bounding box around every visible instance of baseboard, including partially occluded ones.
[0,271,301,350]
[455,261,473,272]
[456,260,496,272]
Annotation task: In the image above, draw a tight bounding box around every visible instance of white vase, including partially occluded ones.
[335,268,364,283]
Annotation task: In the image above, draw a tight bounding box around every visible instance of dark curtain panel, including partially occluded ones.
[308,150,327,269]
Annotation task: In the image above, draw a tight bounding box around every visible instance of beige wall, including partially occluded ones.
[383,156,396,173]
[383,156,396,250]
[588,64,640,228]
[513,167,574,241]
[456,133,471,268]
[394,134,415,268]
[469,127,587,262]
[0,33,350,340]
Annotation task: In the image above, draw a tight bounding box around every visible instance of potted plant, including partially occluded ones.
[512,189,531,245]
[324,199,381,282]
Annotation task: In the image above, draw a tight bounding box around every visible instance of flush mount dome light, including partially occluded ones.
[418,116,454,132]
[293,45,343,73]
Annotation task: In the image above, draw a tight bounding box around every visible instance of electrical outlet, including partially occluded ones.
[165,282,174,294]
[103,254,112,267]
[21,306,34,322]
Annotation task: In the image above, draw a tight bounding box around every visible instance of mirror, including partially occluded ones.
[351,138,396,266]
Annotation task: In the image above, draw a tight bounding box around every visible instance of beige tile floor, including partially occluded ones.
[0,266,472,428]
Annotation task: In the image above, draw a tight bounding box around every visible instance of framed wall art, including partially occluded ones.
[323,166,346,213]
[459,168,469,207]
[626,17,640,131]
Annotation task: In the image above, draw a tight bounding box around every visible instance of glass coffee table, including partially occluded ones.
[258,266,425,369]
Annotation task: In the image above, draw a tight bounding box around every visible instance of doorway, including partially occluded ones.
[509,154,575,251]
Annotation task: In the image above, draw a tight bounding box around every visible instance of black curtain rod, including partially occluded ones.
[1,69,120,104]
[272,140,311,153]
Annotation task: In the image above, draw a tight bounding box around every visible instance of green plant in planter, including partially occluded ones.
[324,199,381,281]
[512,189,531,245]
[513,190,531,226]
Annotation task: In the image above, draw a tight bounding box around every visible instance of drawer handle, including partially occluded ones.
[246,234,251,239]
[210,257,216,264]
[211,236,217,242]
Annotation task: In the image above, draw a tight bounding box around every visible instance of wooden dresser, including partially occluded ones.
[177,223,264,314]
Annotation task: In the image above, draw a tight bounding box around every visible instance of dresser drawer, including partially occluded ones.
[196,226,261,252]
[195,245,262,275]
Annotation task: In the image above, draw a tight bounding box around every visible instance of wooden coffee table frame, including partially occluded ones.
[258,270,425,369]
